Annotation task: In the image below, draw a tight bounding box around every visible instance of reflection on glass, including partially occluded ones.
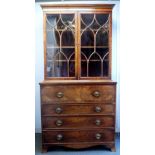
[51,62,68,77]
[69,53,75,77]
[46,14,59,29]
[46,30,60,47]
[47,48,75,77]
[46,14,75,77]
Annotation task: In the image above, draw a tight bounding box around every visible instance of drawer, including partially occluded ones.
[80,85,115,102]
[42,104,114,115]
[42,129,114,143]
[41,86,81,103]
[41,85,115,103]
[42,116,114,129]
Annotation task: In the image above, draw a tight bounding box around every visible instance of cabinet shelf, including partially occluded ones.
[81,29,108,31]
[81,60,108,62]
[47,46,75,49]
[81,46,108,48]
[47,29,74,31]
[47,60,75,62]
[47,29,107,32]
[47,46,108,48]
[47,60,108,62]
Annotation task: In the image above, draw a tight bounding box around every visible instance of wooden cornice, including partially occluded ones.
[41,4,115,9]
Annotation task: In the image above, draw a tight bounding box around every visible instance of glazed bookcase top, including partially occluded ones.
[42,4,114,80]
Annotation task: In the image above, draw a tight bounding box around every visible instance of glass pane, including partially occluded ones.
[53,61,68,77]
[69,53,75,77]
[46,30,60,47]
[46,48,75,77]
[61,14,74,24]
[89,61,101,77]
[46,14,75,77]
[96,48,109,58]
[81,61,87,77]
[81,14,94,29]
[96,14,109,26]
[81,30,94,46]
[46,14,59,29]
[62,30,74,46]
[80,13,110,77]
[103,60,109,76]
[96,31,108,46]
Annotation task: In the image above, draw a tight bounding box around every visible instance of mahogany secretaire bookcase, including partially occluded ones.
[39,4,116,152]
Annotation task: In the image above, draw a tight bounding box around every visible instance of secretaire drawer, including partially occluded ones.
[80,85,115,102]
[42,104,114,115]
[41,85,115,103]
[42,116,114,129]
[41,86,81,103]
[42,129,114,143]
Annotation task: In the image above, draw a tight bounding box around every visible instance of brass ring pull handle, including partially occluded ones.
[95,106,102,113]
[56,120,63,126]
[56,134,63,141]
[92,91,100,97]
[95,119,101,126]
[55,107,63,114]
[96,133,102,140]
[56,92,64,98]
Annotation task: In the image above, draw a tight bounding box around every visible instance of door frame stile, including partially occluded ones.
[77,11,81,80]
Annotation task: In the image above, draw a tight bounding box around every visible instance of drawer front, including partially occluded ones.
[42,129,114,143]
[42,104,114,115]
[42,116,114,129]
[41,86,81,103]
[41,85,115,103]
[80,85,115,102]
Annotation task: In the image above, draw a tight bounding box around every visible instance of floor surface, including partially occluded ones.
[35,133,120,155]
